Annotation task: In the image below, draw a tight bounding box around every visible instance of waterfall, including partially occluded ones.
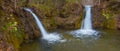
[70,5,98,37]
[82,5,92,30]
[24,8,48,37]
[24,8,65,43]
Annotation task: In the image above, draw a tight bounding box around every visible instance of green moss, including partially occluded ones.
[49,17,57,28]
[0,0,2,3]
[28,0,57,17]
[75,13,83,29]
[0,10,5,16]
[1,13,25,50]
[100,0,120,29]
[29,3,53,17]
[107,18,115,29]
[42,17,57,30]
[101,9,115,29]
[102,9,112,20]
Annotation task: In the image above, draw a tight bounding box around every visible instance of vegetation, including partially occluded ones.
[0,0,120,51]
[0,11,24,50]
[101,9,115,29]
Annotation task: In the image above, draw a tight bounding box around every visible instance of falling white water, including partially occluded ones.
[24,8,47,37]
[24,8,65,43]
[70,5,98,37]
[82,5,92,29]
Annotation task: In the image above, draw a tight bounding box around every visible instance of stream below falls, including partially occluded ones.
[20,29,120,51]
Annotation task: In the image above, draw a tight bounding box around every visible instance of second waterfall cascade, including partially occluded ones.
[70,5,98,37]
[24,8,65,43]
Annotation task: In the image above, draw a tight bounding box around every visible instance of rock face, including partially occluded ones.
[92,0,120,29]
[0,0,40,51]
[27,1,83,30]
[25,0,120,30]
[0,0,120,51]
[115,14,120,30]
[0,41,14,51]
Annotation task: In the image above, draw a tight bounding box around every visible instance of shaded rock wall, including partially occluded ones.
[92,0,120,29]
[0,0,40,51]
[23,0,120,30]
[26,0,83,30]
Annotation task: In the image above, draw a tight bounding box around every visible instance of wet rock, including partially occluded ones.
[54,16,81,29]
[15,8,41,39]
[115,14,120,30]
[0,40,14,51]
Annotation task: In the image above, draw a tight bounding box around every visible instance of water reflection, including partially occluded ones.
[20,40,41,51]
[40,39,53,51]
[20,30,120,51]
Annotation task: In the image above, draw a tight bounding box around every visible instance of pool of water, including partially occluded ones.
[20,30,120,51]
